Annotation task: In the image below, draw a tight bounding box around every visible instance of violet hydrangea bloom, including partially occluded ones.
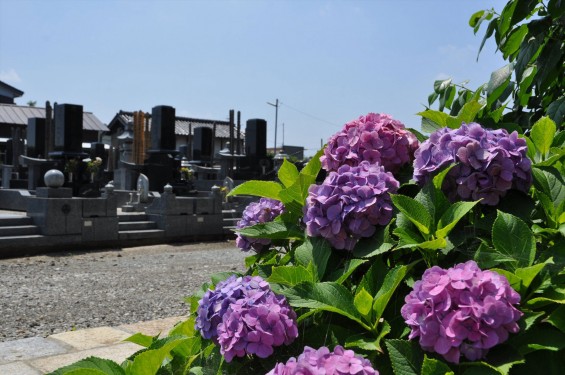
[321,112,419,173]
[401,260,523,364]
[413,123,532,205]
[195,275,271,341]
[235,198,285,252]
[267,345,379,375]
[303,161,399,251]
[195,274,298,362]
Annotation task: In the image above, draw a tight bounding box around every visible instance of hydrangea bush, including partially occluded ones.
[51,2,565,372]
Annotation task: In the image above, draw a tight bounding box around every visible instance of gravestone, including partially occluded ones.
[193,127,213,162]
[27,118,46,158]
[145,105,177,192]
[50,103,87,158]
[245,119,267,158]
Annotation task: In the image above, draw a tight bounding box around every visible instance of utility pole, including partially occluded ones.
[267,99,279,152]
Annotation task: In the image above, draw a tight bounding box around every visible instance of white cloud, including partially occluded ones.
[0,68,22,83]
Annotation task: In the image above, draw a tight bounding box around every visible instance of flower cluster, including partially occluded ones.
[401,260,522,363]
[195,275,298,362]
[179,166,193,180]
[64,158,79,173]
[413,123,532,205]
[268,345,379,375]
[236,198,285,252]
[303,161,399,250]
[320,113,419,173]
[84,157,103,174]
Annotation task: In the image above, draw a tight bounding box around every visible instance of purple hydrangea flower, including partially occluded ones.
[321,113,419,173]
[401,260,522,363]
[195,275,270,341]
[267,345,379,375]
[235,198,285,252]
[195,275,298,362]
[303,161,399,251]
[413,123,532,205]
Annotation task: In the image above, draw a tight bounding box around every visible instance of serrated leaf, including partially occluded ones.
[268,265,316,287]
[126,337,187,375]
[418,110,449,129]
[385,339,424,375]
[487,64,513,107]
[547,97,565,126]
[532,166,565,210]
[530,117,557,158]
[281,282,370,330]
[455,100,483,126]
[237,221,304,240]
[391,194,432,237]
[277,159,299,188]
[48,357,125,375]
[415,180,450,225]
[295,236,331,280]
[334,258,367,285]
[353,225,394,258]
[373,265,410,323]
[492,211,536,270]
[354,287,373,317]
[515,262,547,290]
[227,180,282,200]
[546,305,565,333]
[421,117,443,134]
[501,24,528,59]
[436,201,479,239]
[421,355,453,375]
[301,147,324,177]
[124,333,154,348]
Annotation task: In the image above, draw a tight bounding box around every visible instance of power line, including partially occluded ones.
[279,102,341,128]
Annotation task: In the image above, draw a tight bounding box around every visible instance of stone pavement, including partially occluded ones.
[0,315,185,374]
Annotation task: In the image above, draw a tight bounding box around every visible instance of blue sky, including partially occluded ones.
[0,0,508,156]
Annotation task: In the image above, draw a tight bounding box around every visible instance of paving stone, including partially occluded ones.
[117,316,186,337]
[0,361,42,375]
[48,327,132,351]
[30,342,142,373]
[0,337,68,365]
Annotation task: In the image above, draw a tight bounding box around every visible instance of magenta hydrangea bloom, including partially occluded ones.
[321,112,419,173]
[268,345,379,375]
[413,123,532,205]
[235,198,285,252]
[401,260,523,364]
[303,161,399,251]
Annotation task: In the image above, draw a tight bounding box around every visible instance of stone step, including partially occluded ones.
[0,215,33,226]
[0,225,39,236]
[118,229,165,240]
[118,213,148,222]
[118,221,157,231]
[0,234,46,252]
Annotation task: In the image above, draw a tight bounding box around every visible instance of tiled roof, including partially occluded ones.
[112,111,244,140]
[0,103,108,132]
[0,81,24,97]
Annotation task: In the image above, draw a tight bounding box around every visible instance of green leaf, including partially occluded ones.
[282,282,370,330]
[346,322,391,352]
[436,201,479,239]
[498,0,518,37]
[486,63,513,107]
[501,24,528,59]
[124,333,154,348]
[126,337,187,375]
[421,117,443,134]
[353,225,394,258]
[518,65,537,99]
[532,166,565,210]
[515,36,542,83]
[237,221,304,240]
[373,265,410,323]
[354,287,373,317]
[454,100,483,127]
[547,97,565,128]
[415,179,450,225]
[359,258,387,297]
[295,237,331,280]
[469,10,486,28]
[391,194,432,237]
[492,211,536,270]
[48,357,125,375]
[515,262,547,290]
[268,265,316,287]
[477,18,497,59]
[530,117,557,158]
[421,355,453,375]
[301,147,324,177]
[546,305,565,333]
[434,78,452,94]
[227,180,282,200]
[333,259,368,285]
[513,326,565,355]
[385,339,424,375]
[277,159,299,188]
[418,110,449,129]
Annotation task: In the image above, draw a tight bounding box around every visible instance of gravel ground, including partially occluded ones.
[0,241,248,342]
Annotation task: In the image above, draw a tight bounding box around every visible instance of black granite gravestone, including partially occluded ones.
[27,118,46,158]
[245,119,267,158]
[150,105,176,152]
[50,103,86,158]
[193,127,213,162]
